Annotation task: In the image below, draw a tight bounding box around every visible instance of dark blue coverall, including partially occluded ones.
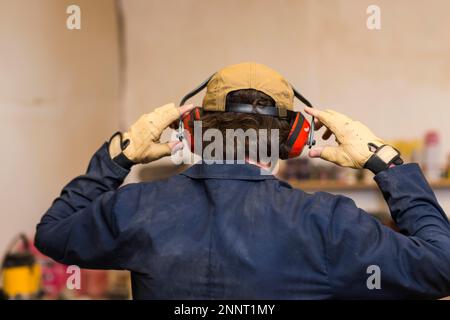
[35,143,450,299]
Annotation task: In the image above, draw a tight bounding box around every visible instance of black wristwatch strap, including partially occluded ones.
[113,152,135,170]
[108,132,135,170]
[364,144,404,174]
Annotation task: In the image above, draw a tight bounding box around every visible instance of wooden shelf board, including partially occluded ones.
[288,179,450,192]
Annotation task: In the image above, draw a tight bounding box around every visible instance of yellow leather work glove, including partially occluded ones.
[109,103,194,167]
[304,107,403,174]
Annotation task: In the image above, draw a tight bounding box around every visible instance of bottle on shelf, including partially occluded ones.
[445,153,450,180]
[423,130,441,182]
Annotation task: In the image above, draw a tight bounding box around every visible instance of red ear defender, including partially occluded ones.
[182,107,203,153]
[284,112,311,159]
[178,74,315,158]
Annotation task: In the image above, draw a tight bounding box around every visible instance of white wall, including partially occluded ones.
[121,0,450,158]
[0,0,120,255]
[120,0,450,212]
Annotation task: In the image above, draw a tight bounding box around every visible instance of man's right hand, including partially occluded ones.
[304,107,402,173]
[109,103,194,166]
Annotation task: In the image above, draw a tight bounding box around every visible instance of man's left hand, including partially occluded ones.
[109,103,194,165]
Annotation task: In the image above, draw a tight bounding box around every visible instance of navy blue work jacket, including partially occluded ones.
[35,143,450,299]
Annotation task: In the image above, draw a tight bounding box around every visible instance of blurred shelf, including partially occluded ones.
[289,179,450,192]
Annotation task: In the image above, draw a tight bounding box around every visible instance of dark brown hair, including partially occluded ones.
[198,89,291,160]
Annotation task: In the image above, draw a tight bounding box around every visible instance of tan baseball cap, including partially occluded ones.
[202,62,294,113]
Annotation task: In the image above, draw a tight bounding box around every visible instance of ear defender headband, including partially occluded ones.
[176,75,316,159]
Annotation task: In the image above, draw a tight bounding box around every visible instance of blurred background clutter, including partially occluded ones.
[1,0,450,299]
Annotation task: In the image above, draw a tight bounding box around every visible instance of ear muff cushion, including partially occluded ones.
[182,111,194,151]
[194,108,202,120]
[182,107,203,152]
[285,112,310,158]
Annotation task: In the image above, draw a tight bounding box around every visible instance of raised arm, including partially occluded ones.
[326,165,450,299]
[304,107,450,299]
[35,103,192,269]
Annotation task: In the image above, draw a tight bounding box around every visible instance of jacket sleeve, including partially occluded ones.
[34,143,142,270]
[326,163,450,299]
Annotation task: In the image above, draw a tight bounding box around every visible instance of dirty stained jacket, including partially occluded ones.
[35,143,450,299]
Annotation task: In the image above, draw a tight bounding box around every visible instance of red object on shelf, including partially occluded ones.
[76,269,109,299]
[423,130,441,181]
[425,130,440,146]
[29,238,69,299]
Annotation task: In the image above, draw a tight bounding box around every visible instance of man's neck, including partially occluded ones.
[246,157,279,174]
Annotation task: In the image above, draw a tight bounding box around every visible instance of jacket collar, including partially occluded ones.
[180,162,277,180]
